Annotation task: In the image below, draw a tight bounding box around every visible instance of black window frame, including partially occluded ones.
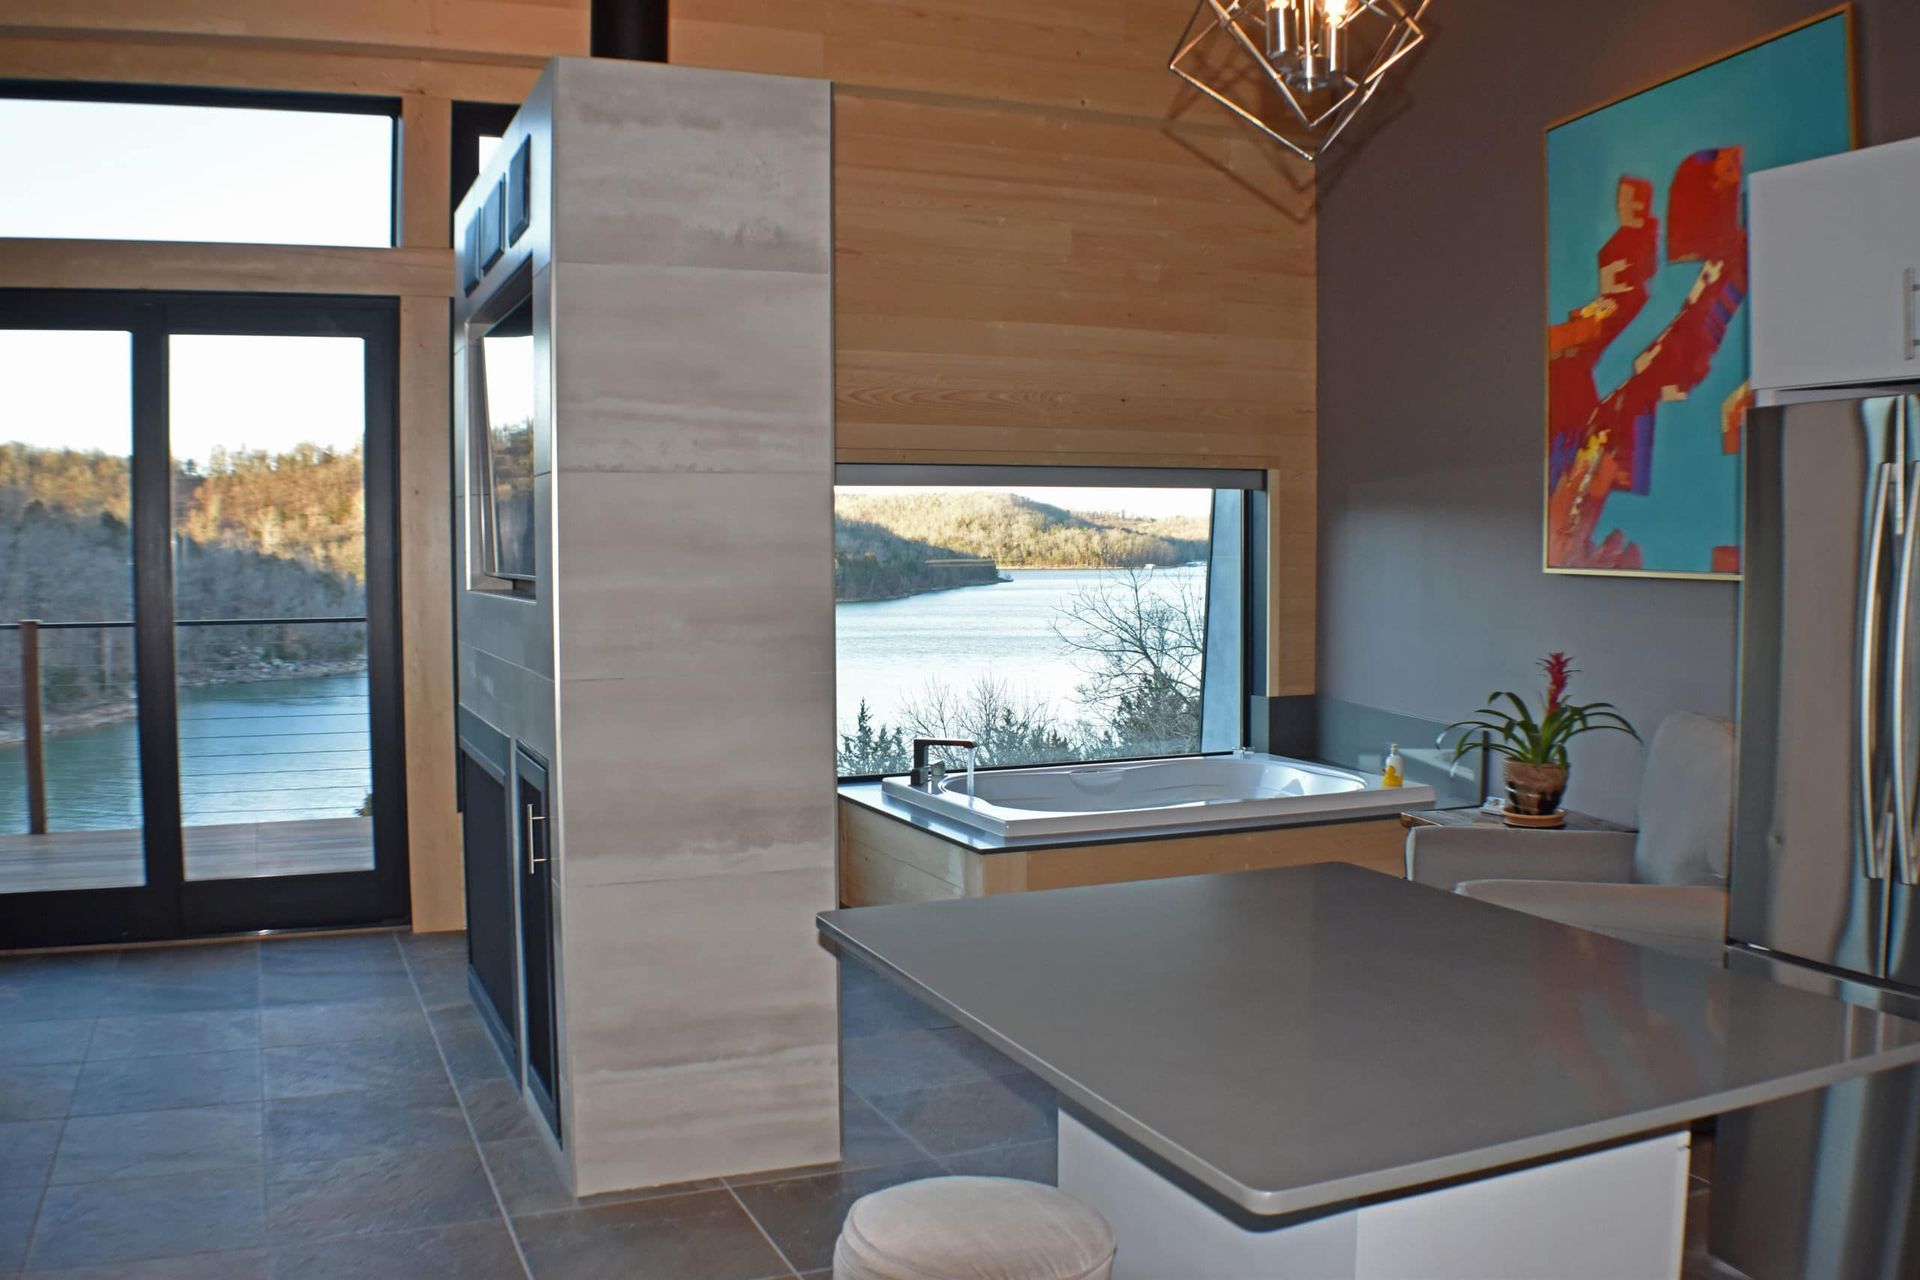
[0,288,410,949]
[831,463,1270,783]
[0,81,403,248]
[451,101,521,221]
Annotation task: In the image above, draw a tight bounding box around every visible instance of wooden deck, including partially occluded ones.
[0,817,374,894]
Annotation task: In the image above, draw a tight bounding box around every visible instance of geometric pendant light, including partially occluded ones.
[1170,0,1432,161]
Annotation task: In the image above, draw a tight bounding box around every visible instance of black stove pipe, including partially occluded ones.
[591,0,669,61]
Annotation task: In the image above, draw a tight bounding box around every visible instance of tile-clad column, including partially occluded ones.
[545,58,838,1194]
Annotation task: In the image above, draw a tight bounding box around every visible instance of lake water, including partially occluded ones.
[835,566,1202,735]
[0,672,370,833]
[2,569,1195,831]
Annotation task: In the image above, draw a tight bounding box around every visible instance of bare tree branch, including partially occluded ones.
[1050,565,1205,714]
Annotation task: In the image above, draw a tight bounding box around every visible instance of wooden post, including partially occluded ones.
[21,619,46,835]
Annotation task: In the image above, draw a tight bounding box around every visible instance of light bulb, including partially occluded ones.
[1265,0,1295,59]
[1323,0,1352,77]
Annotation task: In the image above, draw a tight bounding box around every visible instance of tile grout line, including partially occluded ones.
[394,933,539,1280]
[725,1181,804,1280]
[16,1157,54,1275]
[24,948,265,1273]
[261,943,273,1267]
[844,1075,945,1171]
[255,942,268,1270]
[65,1066,264,1116]
[721,1031,1004,1276]
[14,940,493,1272]
[25,964,109,1271]
[13,946,998,1279]
[19,946,258,1274]
[713,1088,940,1196]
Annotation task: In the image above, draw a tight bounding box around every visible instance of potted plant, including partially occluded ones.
[1438,653,1639,826]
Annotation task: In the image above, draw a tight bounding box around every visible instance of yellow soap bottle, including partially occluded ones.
[1382,744,1405,788]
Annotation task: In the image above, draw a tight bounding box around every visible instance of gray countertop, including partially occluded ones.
[817,863,1920,1217]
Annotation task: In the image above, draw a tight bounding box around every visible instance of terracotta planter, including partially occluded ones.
[1503,761,1568,817]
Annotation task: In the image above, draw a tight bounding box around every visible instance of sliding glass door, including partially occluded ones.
[169,332,376,883]
[0,292,407,947]
[0,327,147,898]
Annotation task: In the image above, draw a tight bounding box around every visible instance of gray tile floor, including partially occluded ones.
[0,931,1057,1279]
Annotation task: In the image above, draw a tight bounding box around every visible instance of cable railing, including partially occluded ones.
[0,616,369,631]
[1,616,369,835]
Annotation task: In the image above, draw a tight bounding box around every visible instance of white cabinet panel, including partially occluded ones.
[1060,1110,1690,1280]
[1751,136,1920,396]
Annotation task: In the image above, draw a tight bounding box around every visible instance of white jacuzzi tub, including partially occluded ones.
[879,751,1436,841]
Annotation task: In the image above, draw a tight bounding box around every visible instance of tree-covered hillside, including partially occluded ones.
[2,444,366,620]
[834,516,1000,602]
[177,444,366,585]
[1,444,368,721]
[836,491,1209,571]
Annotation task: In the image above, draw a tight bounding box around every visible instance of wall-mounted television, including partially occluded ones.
[477,294,536,581]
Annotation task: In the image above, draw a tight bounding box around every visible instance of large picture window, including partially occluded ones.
[0,88,396,247]
[835,466,1260,778]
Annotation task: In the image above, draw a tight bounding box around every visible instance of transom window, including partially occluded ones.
[835,465,1262,778]
[0,88,396,247]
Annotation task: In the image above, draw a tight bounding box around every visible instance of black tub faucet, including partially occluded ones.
[910,738,976,790]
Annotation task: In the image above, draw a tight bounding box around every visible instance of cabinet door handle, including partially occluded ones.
[525,805,548,869]
[1907,267,1919,362]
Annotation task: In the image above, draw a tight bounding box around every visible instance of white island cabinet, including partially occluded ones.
[1750,135,1920,400]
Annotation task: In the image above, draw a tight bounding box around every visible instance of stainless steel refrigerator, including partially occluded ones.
[1715,392,1920,1280]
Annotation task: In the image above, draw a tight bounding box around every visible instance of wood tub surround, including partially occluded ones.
[838,792,1408,908]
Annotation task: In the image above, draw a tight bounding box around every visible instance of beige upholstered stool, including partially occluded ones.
[833,1176,1116,1280]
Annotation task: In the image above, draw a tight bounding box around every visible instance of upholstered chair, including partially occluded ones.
[1404,712,1734,959]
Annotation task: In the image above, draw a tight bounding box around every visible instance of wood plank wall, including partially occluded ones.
[673,3,1317,471]
[831,94,1314,469]
[671,1,1319,694]
[0,1,586,59]
[0,11,575,930]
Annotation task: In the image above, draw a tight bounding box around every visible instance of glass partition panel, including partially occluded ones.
[477,297,536,581]
[0,329,145,893]
[169,334,374,880]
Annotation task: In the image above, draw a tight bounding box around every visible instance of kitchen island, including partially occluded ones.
[818,863,1920,1279]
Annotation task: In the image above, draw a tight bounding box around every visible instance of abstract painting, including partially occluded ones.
[1544,9,1854,577]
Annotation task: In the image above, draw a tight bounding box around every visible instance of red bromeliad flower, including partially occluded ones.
[1541,652,1575,715]
[1441,651,1635,769]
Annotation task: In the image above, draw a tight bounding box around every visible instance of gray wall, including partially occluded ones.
[1318,0,1920,822]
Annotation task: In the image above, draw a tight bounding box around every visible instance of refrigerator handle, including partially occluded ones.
[1899,445,1920,887]
[1862,461,1894,882]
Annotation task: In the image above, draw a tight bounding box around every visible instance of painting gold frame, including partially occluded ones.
[1539,4,1858,581]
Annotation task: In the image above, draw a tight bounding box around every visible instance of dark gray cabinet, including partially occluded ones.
[458,714,518,1079]
[517,747,560,1142]
[457,712,559,1145]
